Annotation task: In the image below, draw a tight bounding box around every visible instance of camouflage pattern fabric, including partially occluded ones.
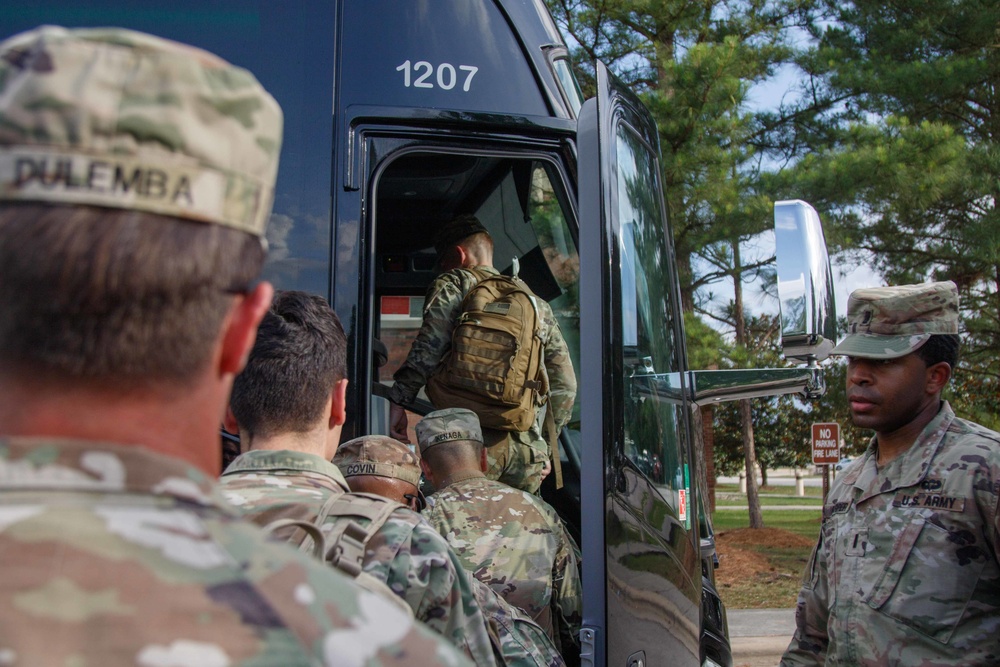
[781,402,1000,666]
[220,449,351,527]
[0,438,470,667]
[221,449,497,667]
[830,281,959,360]
[416,408,484,450]
[389,266,576,493]
[424,475,583,654]
[0,26,282,236]
[335,434,423,487]
[469,577,566,667]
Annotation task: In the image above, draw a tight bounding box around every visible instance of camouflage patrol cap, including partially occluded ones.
[334,435,422,487]
[830,281,959,359]
[415,408,484,453]
[433,214,490,256]
[0,25,282,237]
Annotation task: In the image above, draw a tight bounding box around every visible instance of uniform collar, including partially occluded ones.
[853,401,955,503]
[438,469,487,489]
[223,448,350,492]
[0,437,227,511]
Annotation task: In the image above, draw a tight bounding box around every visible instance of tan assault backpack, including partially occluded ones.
[426,267,546,432]
[264,492,413,617]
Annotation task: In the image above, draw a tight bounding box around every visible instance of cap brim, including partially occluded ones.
[829,333,931,359]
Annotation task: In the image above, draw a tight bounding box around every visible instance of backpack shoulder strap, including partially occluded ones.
[321,492,406,577]
[458,266,493,294]
[261,488,347,557]
[261,518,327,560]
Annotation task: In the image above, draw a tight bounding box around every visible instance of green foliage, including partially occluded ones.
[548,0,808,310]
[546,0,1000,471]
[948,367,1000,432]
[774,0,1000,417]
[683,311,728,369]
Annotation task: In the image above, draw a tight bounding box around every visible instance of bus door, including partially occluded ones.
[342,129,584,535]
[578,61,702,667]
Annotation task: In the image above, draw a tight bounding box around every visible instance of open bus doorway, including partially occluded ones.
[367,148,584,542]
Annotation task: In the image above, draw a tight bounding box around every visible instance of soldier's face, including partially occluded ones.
[845,353,934,434]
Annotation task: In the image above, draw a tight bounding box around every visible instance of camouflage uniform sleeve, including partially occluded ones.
[539,302,576,430]
[780,533,829,666]
[550,519,583,653]
[389,271,467,406]
[375,518,498,667]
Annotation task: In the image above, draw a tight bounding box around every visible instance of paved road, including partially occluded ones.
[728,608,795,667]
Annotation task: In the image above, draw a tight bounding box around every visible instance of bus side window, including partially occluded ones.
[615,122,685,496]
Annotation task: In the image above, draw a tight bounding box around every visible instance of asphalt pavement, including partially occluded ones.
[728,608,795,667]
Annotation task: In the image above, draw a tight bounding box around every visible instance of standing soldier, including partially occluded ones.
[387,215,576,494]
[781,281,1000,666]
[0,26,466,666]
[334,435,568,667]
[417,408,583,656]
[220,290,495,666]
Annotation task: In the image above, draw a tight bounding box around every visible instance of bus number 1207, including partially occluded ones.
[396,60,479,92]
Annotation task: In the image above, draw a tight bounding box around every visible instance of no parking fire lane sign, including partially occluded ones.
[812,422,840,465]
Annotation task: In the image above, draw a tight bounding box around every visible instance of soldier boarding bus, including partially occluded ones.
[1,3,837,666]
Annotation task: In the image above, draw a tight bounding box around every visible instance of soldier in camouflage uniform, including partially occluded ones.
[220,291,496,666]
[388,215,577,494]
[417,409,583,656]
[335,435,568,667]
[782,281,1000,667]
[0,26,467,667]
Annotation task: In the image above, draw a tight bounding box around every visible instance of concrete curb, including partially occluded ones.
[728,608,794,666]
[732,635,790,656]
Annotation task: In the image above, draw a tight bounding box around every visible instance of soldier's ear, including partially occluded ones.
[478,446,488,473]
[925,361,952,395]
[328,378,348,428]
[219,281,274,377]
[439,245,466,271]
[420,458,435,485]
[223,406,240,435]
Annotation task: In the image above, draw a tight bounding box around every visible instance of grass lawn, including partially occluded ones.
[715,482,825,498]
[712,509,823,540]
[714,494,824,507]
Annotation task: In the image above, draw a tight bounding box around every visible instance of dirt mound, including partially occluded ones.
[714,528,814,592]
[717,527,815,549]
[715,542,771,581]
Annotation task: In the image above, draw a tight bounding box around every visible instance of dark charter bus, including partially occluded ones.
[1,3,838,666]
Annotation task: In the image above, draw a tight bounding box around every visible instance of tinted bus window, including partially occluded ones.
[552,57,584,116]
[616,121,685,495]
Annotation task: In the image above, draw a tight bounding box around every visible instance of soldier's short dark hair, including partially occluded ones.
[433,214,490,255]
[0,203,264,385]
[229,290,346,438]
[915,333,961,370]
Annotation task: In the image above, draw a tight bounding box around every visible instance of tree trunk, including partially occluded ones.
[740,398,765,528]
[733,238,764,528]
[761,465,768,488]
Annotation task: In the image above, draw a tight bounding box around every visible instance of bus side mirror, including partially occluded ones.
[773,200,837,364]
